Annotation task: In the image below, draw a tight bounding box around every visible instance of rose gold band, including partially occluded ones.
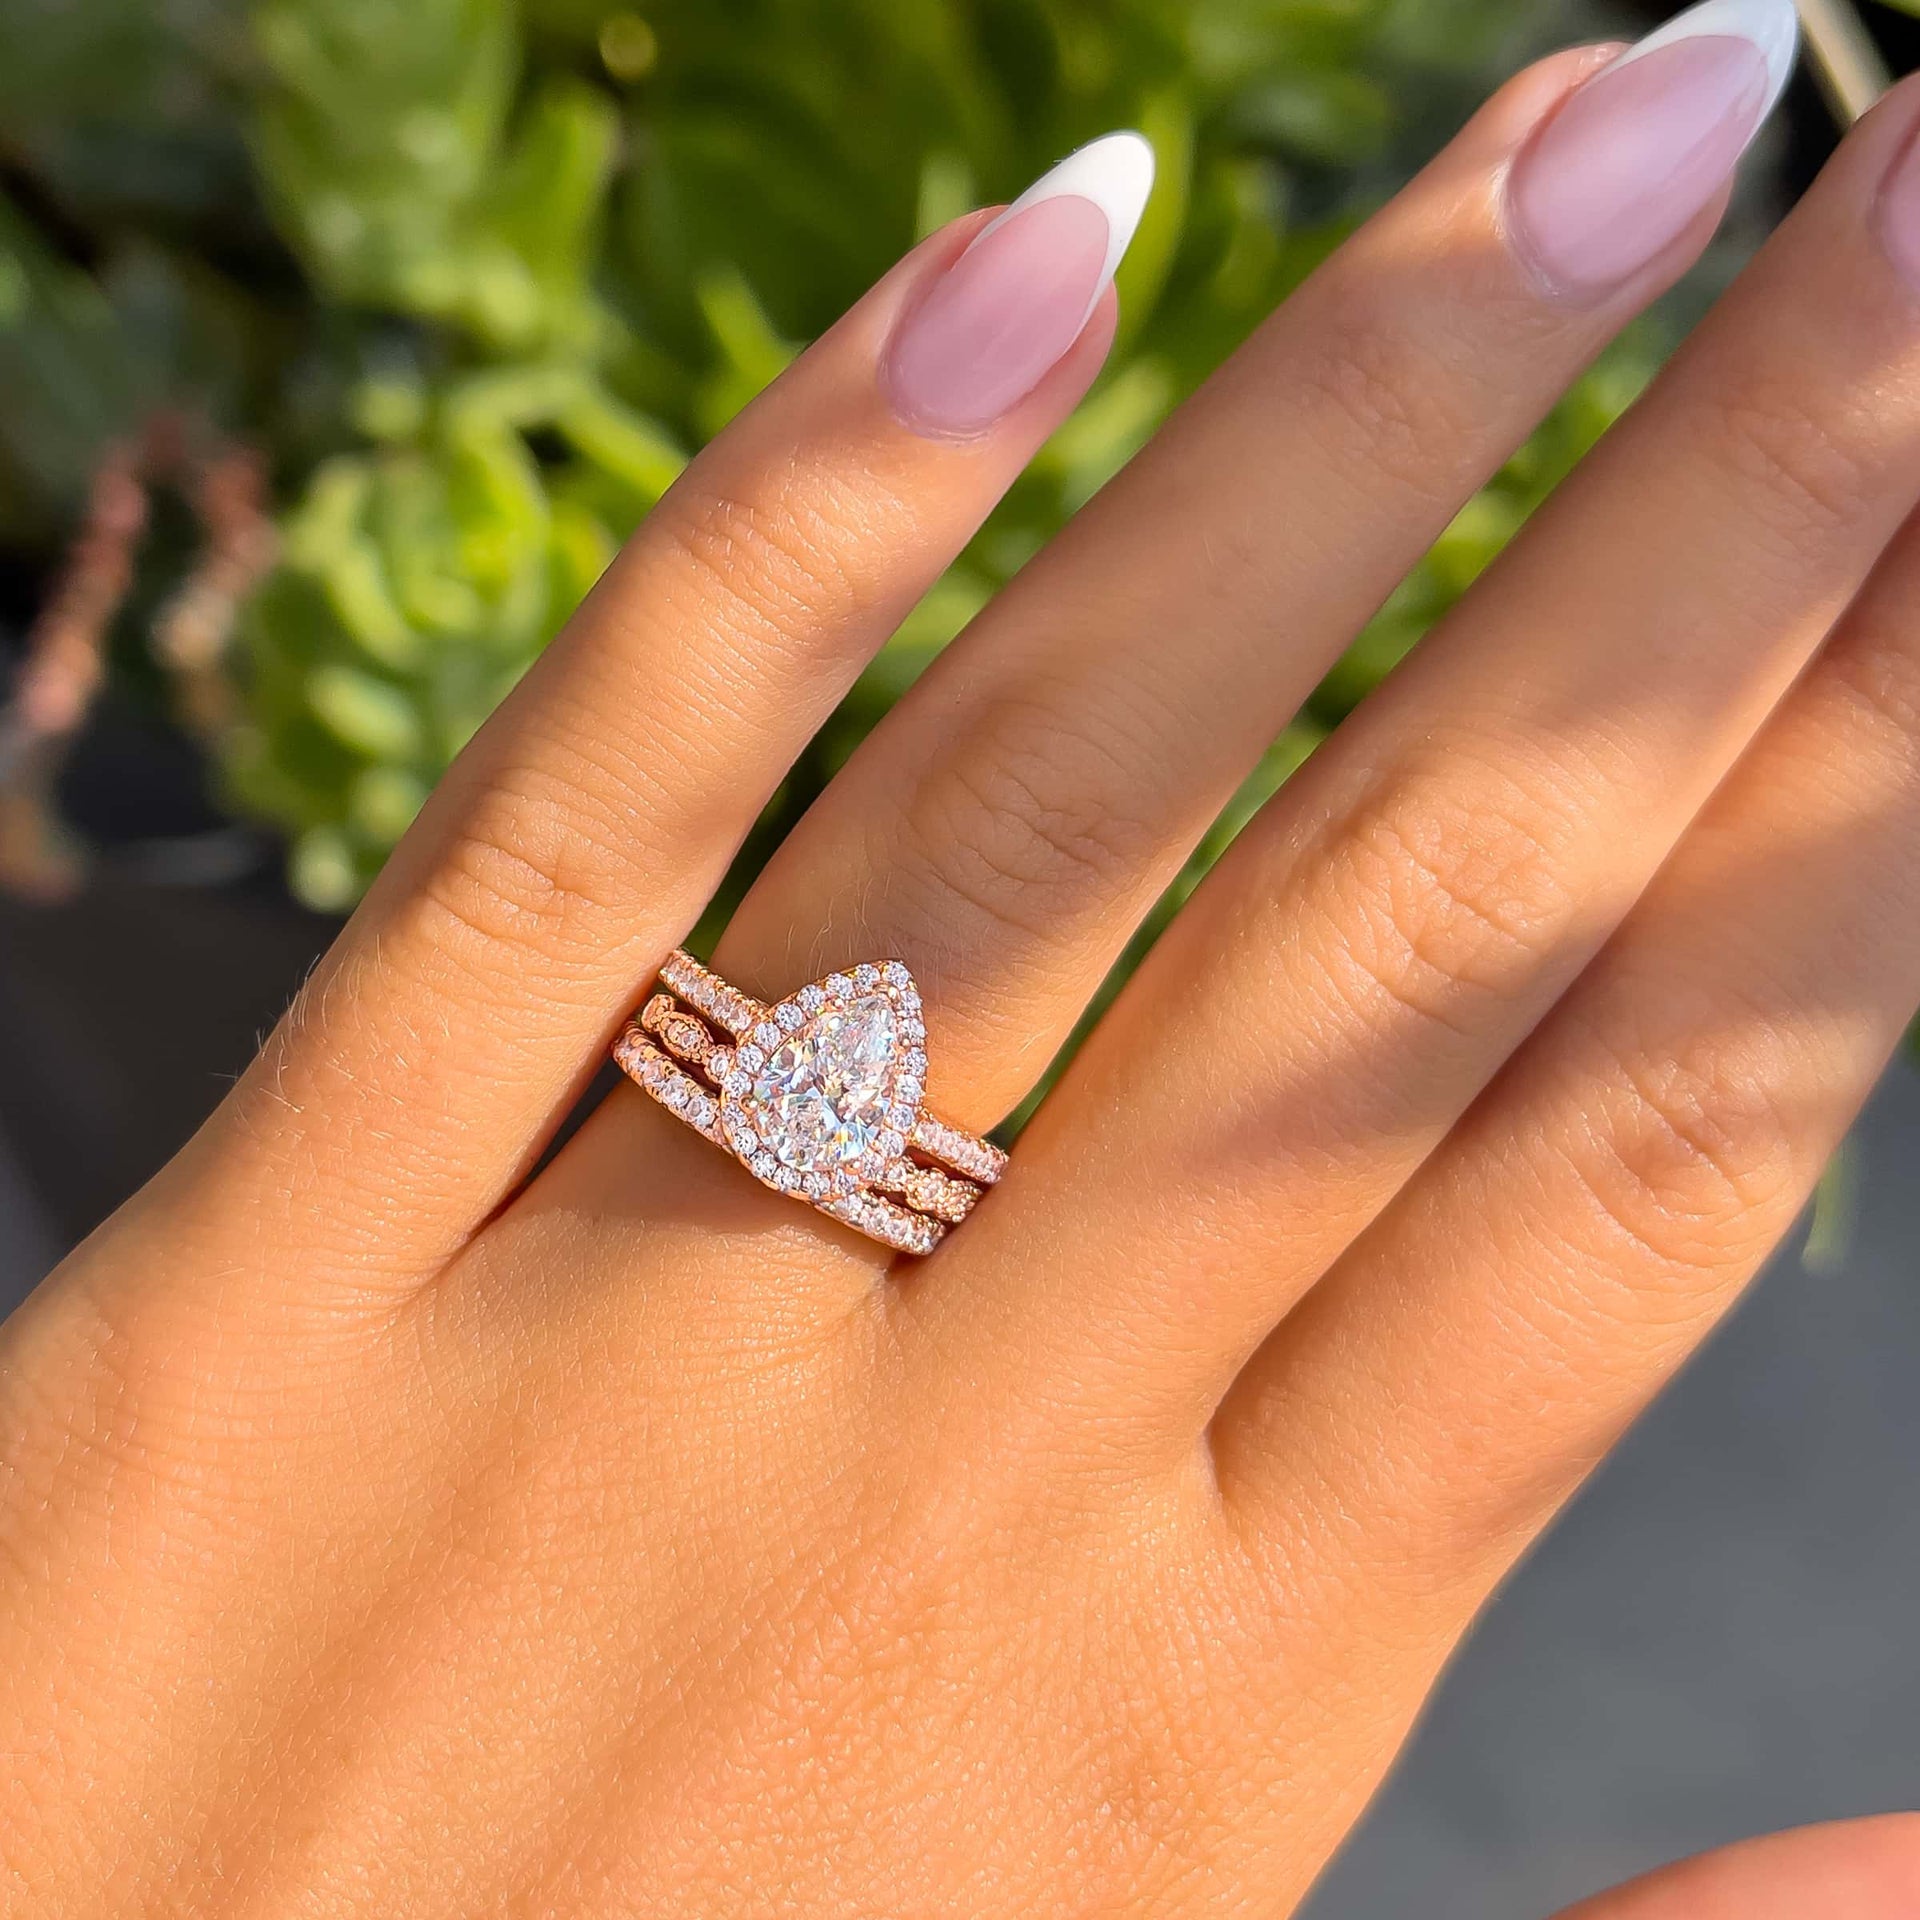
[612,950,1005,1255]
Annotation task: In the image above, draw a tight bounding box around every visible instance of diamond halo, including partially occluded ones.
[718,962,927,1201]
[617,950,1006,1255]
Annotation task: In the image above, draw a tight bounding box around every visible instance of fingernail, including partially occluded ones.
[884,132,1155,439]
[1875,122,1920,292]
[1507,0,1798,299]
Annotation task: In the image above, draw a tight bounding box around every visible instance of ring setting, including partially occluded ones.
[613,950,1005,1254]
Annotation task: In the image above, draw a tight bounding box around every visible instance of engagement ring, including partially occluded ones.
[615,951,1005,1253]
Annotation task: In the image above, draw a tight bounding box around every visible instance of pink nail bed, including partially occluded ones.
[1507,0,1797,301]
[884,132,1154,440]
[886,196,1114,438]
[1876,128,1920,293]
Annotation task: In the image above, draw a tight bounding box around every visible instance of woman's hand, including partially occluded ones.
[6,3,1919,1911]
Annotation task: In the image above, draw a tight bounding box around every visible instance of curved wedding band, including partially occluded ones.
[613,951,1006,1254]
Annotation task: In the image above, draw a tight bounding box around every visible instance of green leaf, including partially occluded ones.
[307,661,424,758]
[0,0,1665,929]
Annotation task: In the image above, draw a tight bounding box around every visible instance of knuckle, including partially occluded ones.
[1313,759,1582,1036]
[1561,1007,1808,1281]
[665,476,877,663]
[1705,380,1880,554]
[417,757,637,971]
[1296,295,1478,497]
[1824,624,1920,753]
[897,699,1159,943]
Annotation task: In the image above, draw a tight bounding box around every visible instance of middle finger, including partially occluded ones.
[701,19,1787,1126]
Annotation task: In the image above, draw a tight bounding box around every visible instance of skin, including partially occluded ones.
[3,43,1919,1919]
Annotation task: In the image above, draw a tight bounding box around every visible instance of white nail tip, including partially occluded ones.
[972,131,1157,327]
[1605,0,1800,113]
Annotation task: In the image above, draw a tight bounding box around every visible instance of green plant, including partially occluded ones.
[0,0,1660,921]
[251,0,1673,918]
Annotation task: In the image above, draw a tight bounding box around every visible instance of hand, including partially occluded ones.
[6,4,1919,1911]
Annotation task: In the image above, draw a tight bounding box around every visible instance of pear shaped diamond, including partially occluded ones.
[724,965,925,1188]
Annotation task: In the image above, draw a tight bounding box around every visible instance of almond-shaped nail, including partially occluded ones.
[1875,119,1920,292]
[884,132,1155,440]
[1507,0,1798,300]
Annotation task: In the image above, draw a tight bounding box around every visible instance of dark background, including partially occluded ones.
[4,15,1919,1916]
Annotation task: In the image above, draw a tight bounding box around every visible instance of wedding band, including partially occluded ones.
[613,950,1006,1254]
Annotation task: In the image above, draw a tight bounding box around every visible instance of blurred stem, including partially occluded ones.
[0,437,148,901]
[1797,0,1892,126]
[0,420,279,901]
[1802,1135,1861,1276]
[153,443,280,742]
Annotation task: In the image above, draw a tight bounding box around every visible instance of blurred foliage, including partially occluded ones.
[0,0,1660,920]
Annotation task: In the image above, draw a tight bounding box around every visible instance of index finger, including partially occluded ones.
[156,141,1153,1295]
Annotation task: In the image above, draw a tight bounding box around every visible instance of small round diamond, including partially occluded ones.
[897,1078,923,1106]
[825,972,853,1000]
[887,1102,915,1131]
[737,1044,765,1072]
[878,1127,906,1159]
[751,1151,778,1181]
[802,1172,828,1199]
[689,1096,716,1128]
[729,1124,759,1155]
[906,1049,929,1077]
[881,961,911,986]
[666,1082,690,1111]
[775,1165,801,1192]
[853,963,881,989]
[776,1002,804,1031]
[724,1069,750,1095]
[901,1016,926,1044]
[707,1046,734,1078]
[798,984,826,1013]
[750,1021,779,1049]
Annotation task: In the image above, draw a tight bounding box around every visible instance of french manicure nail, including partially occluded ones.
[1875,120,1920,292]
[1507,0,1798,300]
[884,132,1155,439]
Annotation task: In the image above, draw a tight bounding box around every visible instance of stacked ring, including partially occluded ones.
[613,950,1006,1254]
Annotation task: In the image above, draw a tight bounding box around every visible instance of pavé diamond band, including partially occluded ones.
[612,950,1006,1255]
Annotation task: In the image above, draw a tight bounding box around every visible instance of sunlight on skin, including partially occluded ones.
[10,8,1920,1914]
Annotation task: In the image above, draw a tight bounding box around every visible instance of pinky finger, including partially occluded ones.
[1213,495,1920,1629]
